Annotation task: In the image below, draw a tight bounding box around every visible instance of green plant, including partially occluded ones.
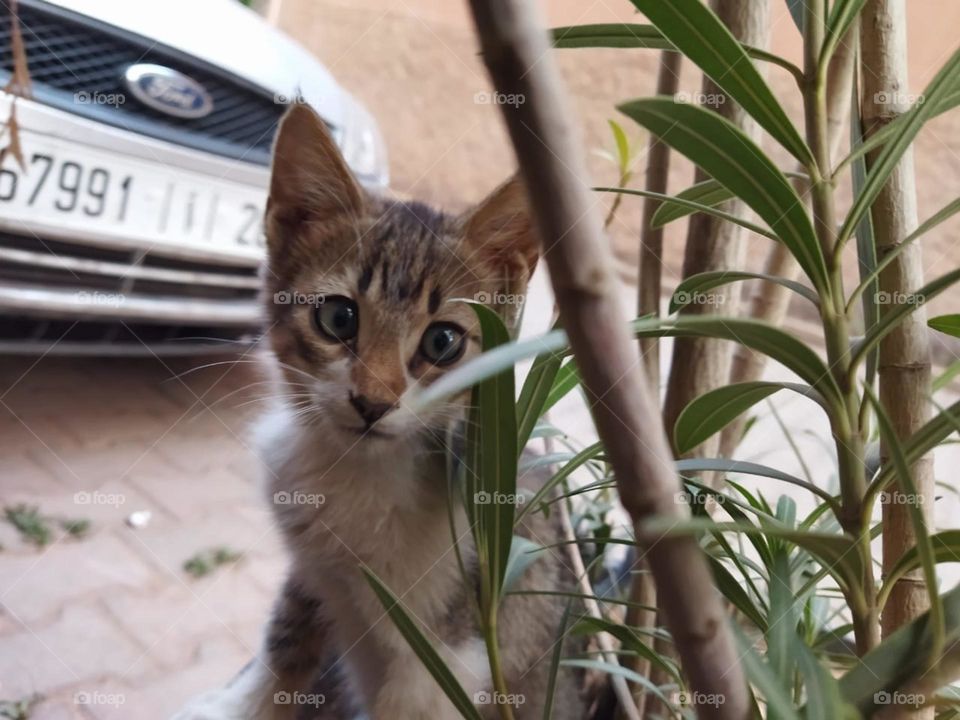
[183,546,243,578]
[3,505,90,547]
[365,0,960,717]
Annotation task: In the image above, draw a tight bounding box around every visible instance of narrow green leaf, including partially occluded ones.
[415,315,842,412]
[650,178,733,227]
[362,567,484,720]
[796,640,851,720]
[674,381,825,454]
[709,556,768,630]
[628,0,813,165]
[835,89,960,176]
[551,23,671,50]
[541,600,573,720]
[930,314,960,339]
[516,349,563,452]
[821,0,868,68]
[515,441,603,524]
[785,0,804,31]
[838,47,960,248]
[839,584,960,715]
[542,359,580,416]
[632,316,842,406]
[851,73,880,394]
[866,388,944,664]
[410,326,568,411]
[879,530,960,610]
[608,119,631,175]
[767,552,798,713]
[551,24,804,80]
[571,616,681,683]
[736,625,804,720]
[934,360,960,393]
[641,516,863,592]
[846,197,960,315]
[851,268,960,371]
[503,536,543,594]
[467,304,518,604]
[596,185,777,241]
[618,98,827,292]
[559,659,674,707]
[670,271,819,314]
[869,400,960,504]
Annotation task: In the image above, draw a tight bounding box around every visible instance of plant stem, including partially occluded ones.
[803,0,880,654]
[483,611,515,720]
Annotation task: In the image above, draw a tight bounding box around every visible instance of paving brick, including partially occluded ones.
[126,465,259,522]
[0,604,153,699]
[0,532,159,625]
[124,507,281,579]
[102,565,273,671]
[0,453,65,499]
[94,636,250,720]
[19,696,89,720]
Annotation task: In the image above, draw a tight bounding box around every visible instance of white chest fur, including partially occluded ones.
[253,405,487,718]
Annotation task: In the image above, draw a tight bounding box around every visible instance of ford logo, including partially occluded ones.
[123,64,214,119]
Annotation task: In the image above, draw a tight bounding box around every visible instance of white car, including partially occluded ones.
[0,0,388,354]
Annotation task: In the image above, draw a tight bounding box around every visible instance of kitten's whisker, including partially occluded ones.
[164,357,268,383]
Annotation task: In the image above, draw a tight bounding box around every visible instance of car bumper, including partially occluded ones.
[0,95,269,353]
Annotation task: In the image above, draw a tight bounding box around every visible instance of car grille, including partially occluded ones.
[0,1,286,165]
[0,229,264,354]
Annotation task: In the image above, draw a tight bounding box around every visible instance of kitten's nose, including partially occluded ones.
[348,393,393,426]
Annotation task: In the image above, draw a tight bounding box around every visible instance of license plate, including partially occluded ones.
[0,132,267,256]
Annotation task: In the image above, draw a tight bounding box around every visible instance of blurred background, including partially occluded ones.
[0,0,958,717]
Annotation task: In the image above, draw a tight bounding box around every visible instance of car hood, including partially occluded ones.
[38,0,347,127]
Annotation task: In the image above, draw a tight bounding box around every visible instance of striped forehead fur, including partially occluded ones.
[357,198,457,310]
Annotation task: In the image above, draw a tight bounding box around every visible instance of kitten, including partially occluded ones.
[173,105,584,720]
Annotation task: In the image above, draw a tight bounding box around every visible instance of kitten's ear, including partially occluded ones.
[268,104,364,225]
[461,175,540,286]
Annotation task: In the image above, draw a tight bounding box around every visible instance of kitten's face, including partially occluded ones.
[263,105,539,444]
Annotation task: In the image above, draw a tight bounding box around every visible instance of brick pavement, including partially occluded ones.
[0,353,285,719]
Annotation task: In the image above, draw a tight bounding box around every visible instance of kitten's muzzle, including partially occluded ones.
[348,392,394,427]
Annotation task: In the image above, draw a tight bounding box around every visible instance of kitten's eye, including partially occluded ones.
[315,296,358,342]
[420,323,466,366]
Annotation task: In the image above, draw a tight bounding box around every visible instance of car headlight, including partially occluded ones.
[340,100,388,188]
